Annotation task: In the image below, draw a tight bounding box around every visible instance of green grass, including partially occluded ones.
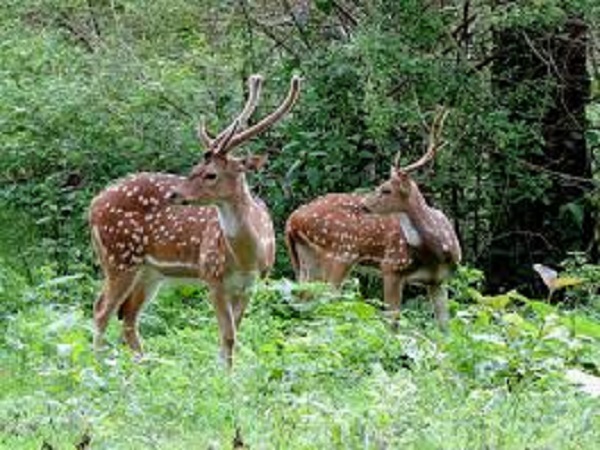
[1,273,599,449]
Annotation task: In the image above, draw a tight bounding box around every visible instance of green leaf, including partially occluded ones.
[526,299,557,318]
[471,289,516,310]
[564,315,600,339]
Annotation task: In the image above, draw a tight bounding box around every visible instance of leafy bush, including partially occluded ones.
[0,259,29,322]
[2,274,599,448]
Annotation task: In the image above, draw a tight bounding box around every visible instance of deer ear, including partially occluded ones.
[241,154,268,171]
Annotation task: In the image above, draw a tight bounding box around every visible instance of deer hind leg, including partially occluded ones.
[428,283,449,332]
[117,286,145,354]
[295,242,324,282]
[383,272,405,331]
[322,258,351,288]
[117,272,161,355]
[93,271,139,352]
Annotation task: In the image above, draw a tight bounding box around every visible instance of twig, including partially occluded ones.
[281,0,312,51]
[250,16,301,60]
[87,0,101,39]
[56,13,96,53]
[332,0,358,27]
[451,12,476,40]
[489,148,597,188]
[521,31,564,83]
[239,0,257,74]
[156,91,193,119]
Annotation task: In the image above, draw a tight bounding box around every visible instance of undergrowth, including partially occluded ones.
[1,264,599,449]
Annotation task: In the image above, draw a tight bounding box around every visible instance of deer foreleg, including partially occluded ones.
[232,294,249,330]
[428,283,449,331]
[210,286,237,368]
[295,242,323,282]
[383,272,405,331]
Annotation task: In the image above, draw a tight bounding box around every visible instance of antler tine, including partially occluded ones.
[400,107,449,173]
[219,75,302,154]
[393,151,402,169]
[237,74,263,127]
[214,119,241,154]
[197,117,215,149]
[197,74,264,152]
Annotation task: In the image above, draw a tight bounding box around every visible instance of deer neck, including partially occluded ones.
[215,180,265,271]
[399,182,445,259]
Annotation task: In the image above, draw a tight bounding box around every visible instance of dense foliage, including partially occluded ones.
[1,1,598,284]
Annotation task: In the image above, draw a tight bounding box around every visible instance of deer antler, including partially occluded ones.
[397,106,449,173]
[214,119,240,154]
[197,74,264,150]
[218,75,301,154]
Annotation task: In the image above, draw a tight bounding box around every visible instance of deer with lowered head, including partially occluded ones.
[285,108,460,329]
[89,74,301,366]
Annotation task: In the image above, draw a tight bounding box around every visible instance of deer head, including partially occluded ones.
[363,107,449,215]
[171,74,301,206]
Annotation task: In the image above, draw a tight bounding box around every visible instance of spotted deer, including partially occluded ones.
[90,74,301,365]
[285,108,460,329]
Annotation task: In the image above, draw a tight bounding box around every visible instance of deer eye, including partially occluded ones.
[380,187,392,195]
[204,173,218,181]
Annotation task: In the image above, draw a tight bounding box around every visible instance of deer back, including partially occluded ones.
[286,193,411,271]
[89,172,275,282]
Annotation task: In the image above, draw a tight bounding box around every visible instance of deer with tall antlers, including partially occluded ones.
[89,74,301,365]
[285,108,460,329]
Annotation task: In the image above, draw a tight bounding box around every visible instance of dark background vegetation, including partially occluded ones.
[1,0,599,292]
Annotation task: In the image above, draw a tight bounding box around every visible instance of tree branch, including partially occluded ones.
[249,16,301,60]
[280,0,312,51]
[56,13,96,53]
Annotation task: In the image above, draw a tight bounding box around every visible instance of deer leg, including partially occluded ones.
[231,293,250,330]
[118,275,160,355]
[210,286,236,368]
[428,283,449,331]
[94,271,139,351]
[323,259,351,288]
[296,243,323,282]
[383,272,405,331]
[118,286,145,354]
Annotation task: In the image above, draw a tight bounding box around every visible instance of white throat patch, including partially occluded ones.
[399,213,422,247]
[217,204,241,237]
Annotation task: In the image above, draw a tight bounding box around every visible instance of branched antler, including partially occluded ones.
[397,106,449,173]
[198,74,264,149]
[197,74,301,156]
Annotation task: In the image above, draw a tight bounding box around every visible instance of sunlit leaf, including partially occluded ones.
[552,277,584,289]
[526,299,557,318]
[533,263,584,296]
[471,289,515,310]
[564,315,600,339]
[565,369,600,398]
